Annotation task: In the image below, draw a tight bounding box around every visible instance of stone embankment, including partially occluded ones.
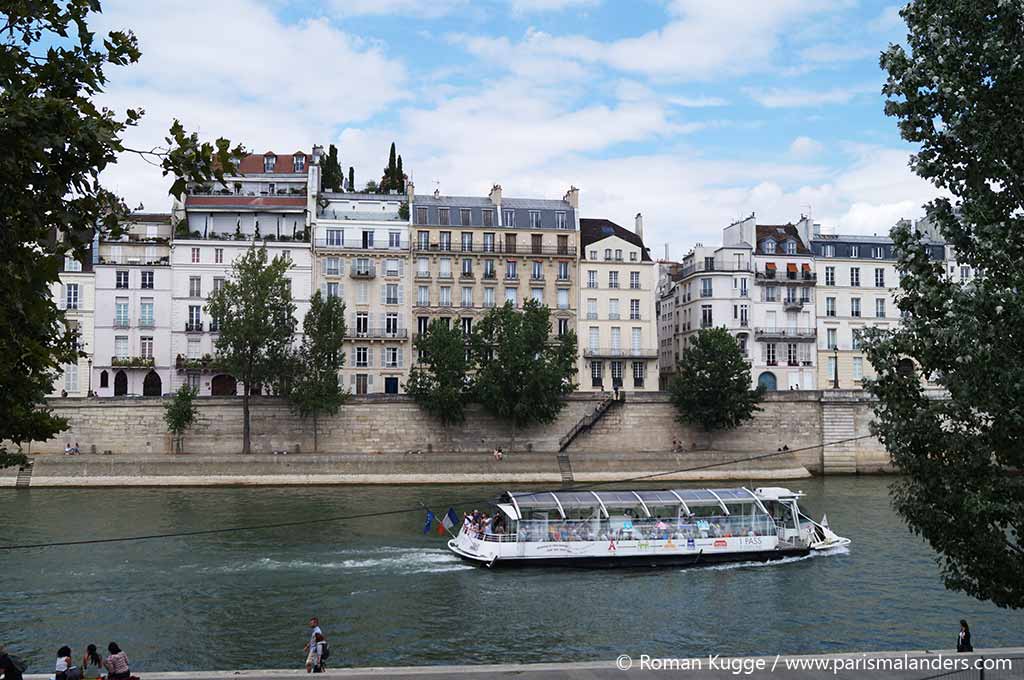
[2,390,902,486]
[20,647,1024,679]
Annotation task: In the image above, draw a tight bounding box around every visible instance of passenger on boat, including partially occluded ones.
[103,643,131,680]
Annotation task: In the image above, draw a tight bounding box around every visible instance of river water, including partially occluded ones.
[2,477,1022,672]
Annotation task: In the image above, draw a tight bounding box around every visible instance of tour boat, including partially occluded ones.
[447,486,850,568]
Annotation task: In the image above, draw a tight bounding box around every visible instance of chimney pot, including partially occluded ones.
[634,212,644,239]
[489,184,502,207]
[563,185,579,209]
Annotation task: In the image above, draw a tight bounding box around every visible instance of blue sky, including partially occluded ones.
[98,0,938,256]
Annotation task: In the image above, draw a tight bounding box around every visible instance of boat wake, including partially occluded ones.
[201,547,474,575]
[689,545,850,572]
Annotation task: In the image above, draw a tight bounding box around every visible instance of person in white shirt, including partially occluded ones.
[303,617,322,673]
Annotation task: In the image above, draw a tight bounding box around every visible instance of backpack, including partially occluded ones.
[320,641,330,661]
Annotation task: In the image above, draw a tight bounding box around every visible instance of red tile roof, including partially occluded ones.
[235,151,309,175]
[185,195,306,209]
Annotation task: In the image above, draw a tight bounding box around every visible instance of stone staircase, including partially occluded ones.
[556,453,574,486]
[821,401,858,474]
[558,393,620,452]
[15,461,34,489]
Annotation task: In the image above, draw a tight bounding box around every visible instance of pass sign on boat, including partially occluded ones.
[448,486,850,568]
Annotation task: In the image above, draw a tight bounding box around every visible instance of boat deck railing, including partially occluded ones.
[463,516,778,544]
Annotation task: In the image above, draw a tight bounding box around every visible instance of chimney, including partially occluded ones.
[489,184,502,207]
[563,185,579,209]
[311,145,324,165]
[406,180,415,202]
[634,212,644,240]
[433,188,440,199]
[664,243,669,260]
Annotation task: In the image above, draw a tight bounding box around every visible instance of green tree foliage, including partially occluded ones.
[668,328,763,433]
[164,385,199,453]
[321,144,343,192]
[470,300,578,432]
[286,291,348,451]
[379,142,406,194]
[406,320,471,426]
[364,180,379,194]
[205,247,296,454]
[0,1,242,468]
[348,166,355,192]
[864,0,1024,608]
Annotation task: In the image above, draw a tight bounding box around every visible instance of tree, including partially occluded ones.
[470,301,578,438]
[0,2,242,469]
[164,385,199,453]
[348,166,355,192]
[862,0,1024,608]
[321,144,343,192]
[364,180,379,193]
[205,247,296,454]
[287,291,348,451]
[406,320,471,426]
[668,328,763,434]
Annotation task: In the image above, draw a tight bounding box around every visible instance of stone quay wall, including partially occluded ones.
[15,390,894,476]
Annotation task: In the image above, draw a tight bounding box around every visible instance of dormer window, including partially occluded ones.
[762,240,776,254]
[784,239,796,254]
[293,154,306,172]
[264,154,277,173]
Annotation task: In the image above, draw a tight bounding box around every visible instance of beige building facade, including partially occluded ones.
[578,216,658,391]
[408,184,579,348]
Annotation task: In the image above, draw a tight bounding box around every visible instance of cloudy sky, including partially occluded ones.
[95,0,937,257]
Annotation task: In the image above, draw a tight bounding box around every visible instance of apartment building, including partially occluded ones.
[168,150,316,395]
[720,215,819,390]
[50,231,96,397]
[312,192,410,395]
[409,184,579,346]
[578,215,657,392]
[812,231,945,387]
[91,214,173,397]
[657,242,754,388]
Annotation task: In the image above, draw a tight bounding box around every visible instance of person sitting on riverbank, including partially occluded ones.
[492,447,503,461]
[0,645,26,680]
[54,646,75,680]
[103,642,130,680]
[82,645,103,679]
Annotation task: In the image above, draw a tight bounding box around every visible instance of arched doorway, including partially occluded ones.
[143,370,162,396]
[211,374,237,396]
[757,371,778,391]
[897,358,915,378]
[114,370,128,396]
[99,370,109,389]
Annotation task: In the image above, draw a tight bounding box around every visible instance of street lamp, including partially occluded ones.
[832,345,839,390]
[87,357,93,396]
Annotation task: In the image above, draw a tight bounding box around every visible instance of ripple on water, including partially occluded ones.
[198,547,475,575]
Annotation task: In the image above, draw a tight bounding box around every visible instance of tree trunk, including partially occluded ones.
[242,384,251,455]
[313,413,319,453]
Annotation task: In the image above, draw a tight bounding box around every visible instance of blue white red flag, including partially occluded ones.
[422,511,435,535]
[439,507,458,535]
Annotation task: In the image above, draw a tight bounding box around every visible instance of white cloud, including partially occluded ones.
[668,95,729,108]
[869,4,905,33]
[789,136,824,158]
[94,0,407,210]
[798,43,878,64]
[745,84,878,108]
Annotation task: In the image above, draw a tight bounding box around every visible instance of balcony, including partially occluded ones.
[98,255,170,266]
[138,319,156,329]
[583,347,659,359]
[783,300,804,311]
[608,313,620,320]
[460,301,474,308]
[175,355,225,372]
[314,238,409,252]
[460,271,476,280]
[504,274,519,282]
[113,318,130,329]
[413,242,577,256]
[530,274,545,282]
[754,327,816,342]
[185,322,204,333]
[678,261,752,277]
[414,270,431,281]
[482,271,497,280]
[755,270,817,285]
[437,272,454,280]
[345,328,409,340]
[110,356,155,368]
[350,264,376,279]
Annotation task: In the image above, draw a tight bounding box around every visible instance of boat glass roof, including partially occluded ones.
[509,488,759,510]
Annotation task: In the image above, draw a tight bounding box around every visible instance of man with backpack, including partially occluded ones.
[303,617,329,673]
[0,644,26,680]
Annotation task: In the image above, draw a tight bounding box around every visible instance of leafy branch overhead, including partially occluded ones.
[867,0,1024,608]
[0,1,241,466]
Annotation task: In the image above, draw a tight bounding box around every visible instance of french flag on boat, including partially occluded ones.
[438,507,458,535]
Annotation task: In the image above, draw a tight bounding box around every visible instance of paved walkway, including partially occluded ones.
[23,648,1024,679]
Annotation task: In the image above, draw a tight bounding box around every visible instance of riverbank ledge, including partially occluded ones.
[21,647,1024,679]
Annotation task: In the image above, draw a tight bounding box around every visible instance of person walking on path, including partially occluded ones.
[304,616,323,673]
[0,645,26,680]
[957,620,973,653]
[311,632,328,673]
